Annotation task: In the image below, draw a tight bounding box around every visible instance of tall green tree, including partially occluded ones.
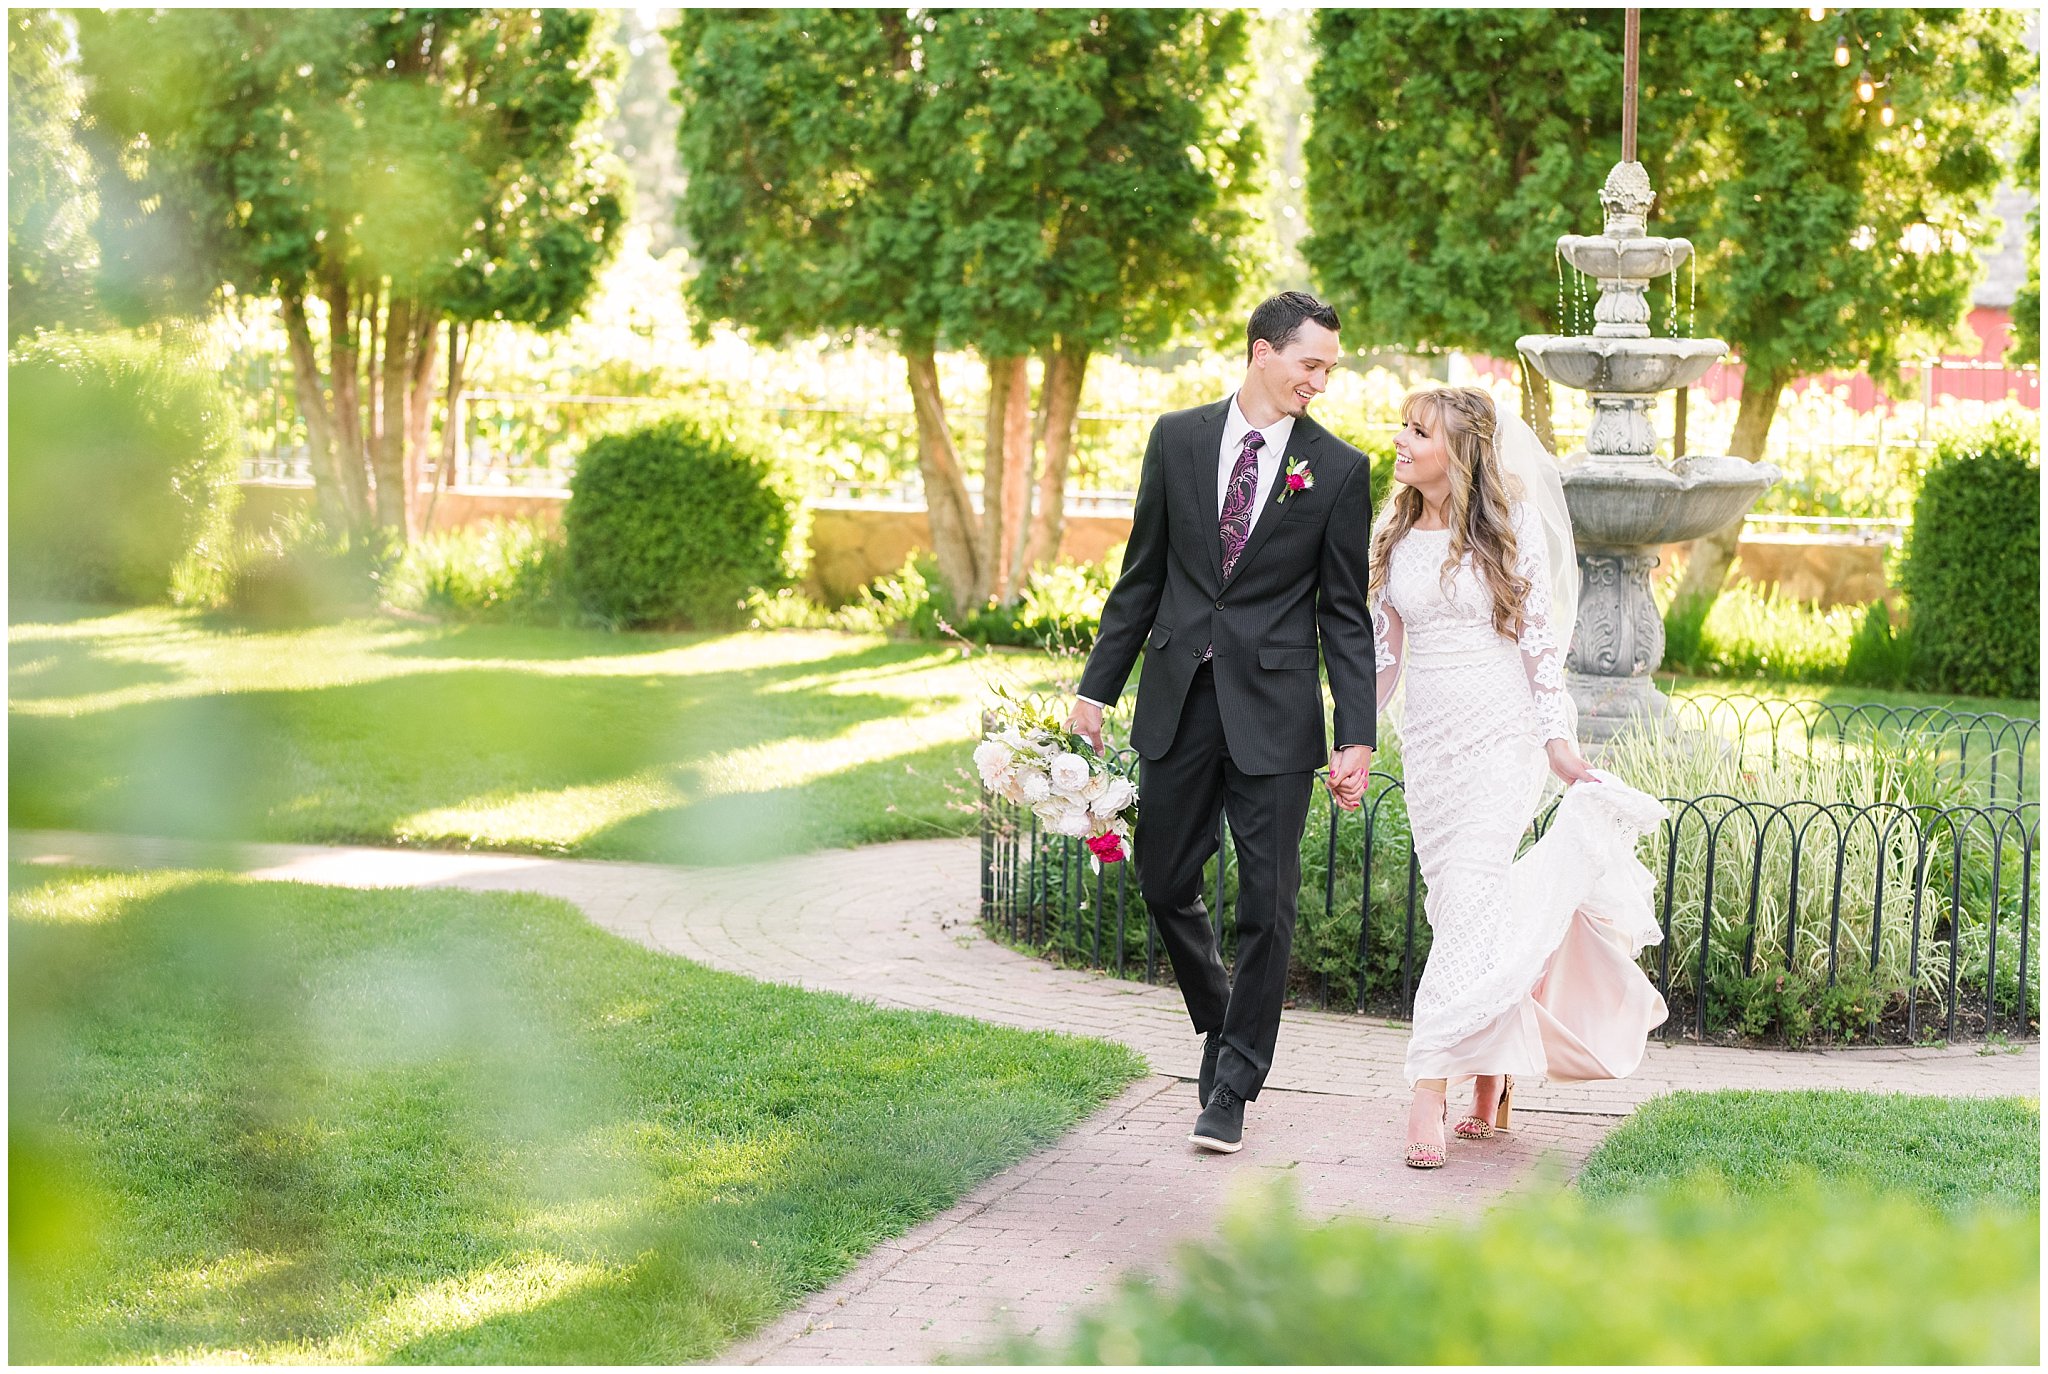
[2006,103,2038,368]
[669,9,1260,608]
[1306,8,2033,604]
[9,9,98,340]
[1306,9,1626,443]
[74,9,627,540]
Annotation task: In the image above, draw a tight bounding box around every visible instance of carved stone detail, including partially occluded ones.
[1599,160,1655,238]
[1584,395,1657,458]
[1567,550,1663,678]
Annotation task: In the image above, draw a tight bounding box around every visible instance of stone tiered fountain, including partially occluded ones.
[1516,13,1779,743]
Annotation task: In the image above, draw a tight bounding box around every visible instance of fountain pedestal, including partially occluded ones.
[1517,161,1780,744]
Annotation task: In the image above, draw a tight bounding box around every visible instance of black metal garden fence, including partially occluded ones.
[979,702,2040,1046]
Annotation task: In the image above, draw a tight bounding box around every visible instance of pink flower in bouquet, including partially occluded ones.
[1086,832,1127,864]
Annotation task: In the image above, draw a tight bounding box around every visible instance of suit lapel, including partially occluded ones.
[1221,417,1325,593]
[1189,398,1229,587]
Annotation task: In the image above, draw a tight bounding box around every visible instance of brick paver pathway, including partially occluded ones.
[14,829,2038,1363]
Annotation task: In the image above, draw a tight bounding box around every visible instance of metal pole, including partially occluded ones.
[1622,9,1641,163]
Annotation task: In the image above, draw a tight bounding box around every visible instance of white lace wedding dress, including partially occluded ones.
[1374,502,1669,1087]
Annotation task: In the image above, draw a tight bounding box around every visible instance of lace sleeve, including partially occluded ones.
[1513,507,1572,745]
[1373,586,1405,709]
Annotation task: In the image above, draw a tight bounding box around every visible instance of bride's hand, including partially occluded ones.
[1545,738,1599,786]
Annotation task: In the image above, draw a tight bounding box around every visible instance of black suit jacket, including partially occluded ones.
[1079,398,1378,775]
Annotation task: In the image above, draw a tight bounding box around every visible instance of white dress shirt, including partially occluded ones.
[1217,393,1295,534]
[1076,395,1296,710]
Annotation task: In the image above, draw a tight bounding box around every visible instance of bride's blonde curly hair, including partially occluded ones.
[1368,385,1531,639]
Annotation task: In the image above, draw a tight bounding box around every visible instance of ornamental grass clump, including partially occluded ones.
[1602,722,2037,1039]
[387,518,578,626]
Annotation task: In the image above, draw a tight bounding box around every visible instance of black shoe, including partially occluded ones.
[1189,1083,1246,1154]
[1197,1032,1222,1107]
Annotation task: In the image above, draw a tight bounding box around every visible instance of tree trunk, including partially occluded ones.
[373,291,410,535]
[422,320,470,537]
[904,347,983,612]
[1670,363,1786,610]
[982,353,1031,605]
[402,305,440,539]
[361,282,382,488]
[322,270,366,534]
[1024,342,1089,575]
[280,291,359,530]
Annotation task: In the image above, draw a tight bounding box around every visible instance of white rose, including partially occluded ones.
[1054,803,1095,838]
[1080,773,1108,802]
[973,740,1015,790]
[1090,776,1137,818]
[1047,752,1092,795]
[1017,770,1052,804]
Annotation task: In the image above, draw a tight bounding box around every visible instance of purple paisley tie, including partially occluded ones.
[1203,429,1265,662]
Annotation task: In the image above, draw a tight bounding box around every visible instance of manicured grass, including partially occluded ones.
[9,606,1076,864]
[9,865,1144,1363]
[1575,1089,2041,1212]
[10,606,2032,868]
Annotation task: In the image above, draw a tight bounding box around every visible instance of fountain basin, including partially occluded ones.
[1518,334,1726,394]
[1562,454,1784,547]
[1557,233,1693,280]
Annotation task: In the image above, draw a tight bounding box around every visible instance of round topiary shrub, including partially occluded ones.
[9,330,240,607]
[564,417,792,629]
[1899,416,2039,700]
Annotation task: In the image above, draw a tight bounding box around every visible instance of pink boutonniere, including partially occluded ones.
[1278,456,1314,502]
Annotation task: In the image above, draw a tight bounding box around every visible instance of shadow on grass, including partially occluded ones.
[10,638,981,863]
[8,637,182,701]
[9,867,1142,1363]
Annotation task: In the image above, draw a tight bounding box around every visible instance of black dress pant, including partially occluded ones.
[1133,662,1314,1101]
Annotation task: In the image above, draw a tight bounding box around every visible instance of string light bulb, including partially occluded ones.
[1856,71,1876,102]
[1879,100,1896,127]
[1834,34,1853,66]
[1808,5,1826,20]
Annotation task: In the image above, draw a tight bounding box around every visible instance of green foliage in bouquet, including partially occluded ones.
[565,417,793,630]
[1900,416,2040,700]
[9,330,239,608]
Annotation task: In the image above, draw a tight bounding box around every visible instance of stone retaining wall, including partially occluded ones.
[234,483,1896,608]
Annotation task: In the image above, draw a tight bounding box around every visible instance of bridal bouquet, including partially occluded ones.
[974,696,1138,870]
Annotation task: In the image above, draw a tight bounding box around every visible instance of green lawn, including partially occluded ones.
[9,606,1075,864]
[9,864,1144,1363]
[14,607,2034,870]
[1576,1089,2040,1211]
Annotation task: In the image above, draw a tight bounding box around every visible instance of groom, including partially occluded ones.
[1067,291,1378,1154]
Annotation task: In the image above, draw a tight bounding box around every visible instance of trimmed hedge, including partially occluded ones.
[1010,1183,2038,1364]
[9,330,240,607]
[1900,416,2039,700]
[564,418,791,629]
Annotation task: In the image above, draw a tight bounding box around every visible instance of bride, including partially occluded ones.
[1356,384,1669,1170]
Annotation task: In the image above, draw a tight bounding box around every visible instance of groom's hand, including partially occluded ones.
[1328,745,1373,810]
[1067,698,1106,754]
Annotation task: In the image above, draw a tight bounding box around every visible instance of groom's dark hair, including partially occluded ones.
[1247,291,1341,361]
